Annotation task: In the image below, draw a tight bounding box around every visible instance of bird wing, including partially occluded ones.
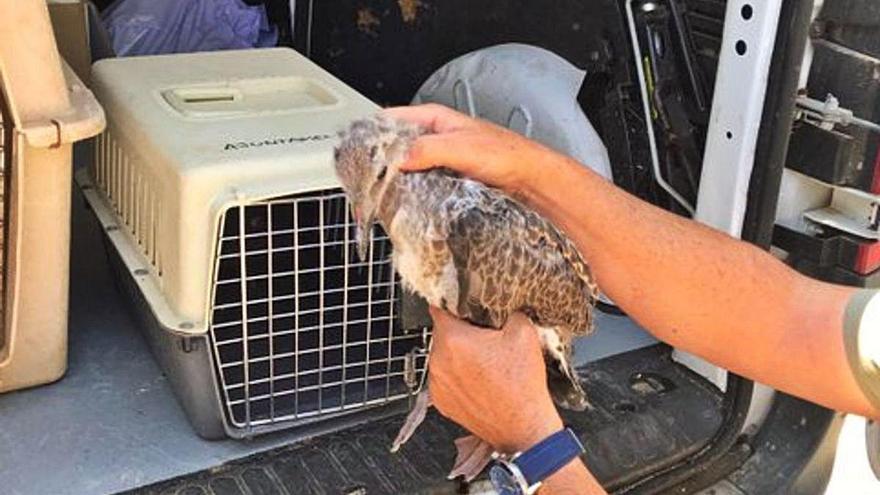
[543,214,601,307]
[445,204,508,329]
[443,180,598,335]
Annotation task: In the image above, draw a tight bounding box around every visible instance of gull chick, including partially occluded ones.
[334,115,598,481]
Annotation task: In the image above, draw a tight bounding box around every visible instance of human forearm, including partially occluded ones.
[524,156,874,417]
[523,154,802,343]
[388,103,879,417]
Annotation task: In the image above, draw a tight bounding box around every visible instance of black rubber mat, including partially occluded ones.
[128,345,723,495]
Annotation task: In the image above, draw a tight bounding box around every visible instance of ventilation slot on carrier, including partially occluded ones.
[209,189,429,429]
[93,131,163,274]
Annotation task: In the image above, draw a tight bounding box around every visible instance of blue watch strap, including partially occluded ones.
[514,428,585,486]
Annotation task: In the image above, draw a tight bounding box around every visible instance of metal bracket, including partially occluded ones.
[796,93,880,134]
[778,167,880,240]
[803,184,880,240]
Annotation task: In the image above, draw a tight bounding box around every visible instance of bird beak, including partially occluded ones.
[352,206,373,262]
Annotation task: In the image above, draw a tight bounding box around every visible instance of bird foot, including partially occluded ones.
[447,435,495,482]
[390,390,431,452]
[553,386,593,412]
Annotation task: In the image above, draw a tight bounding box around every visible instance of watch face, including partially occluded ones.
[489,464,522,495]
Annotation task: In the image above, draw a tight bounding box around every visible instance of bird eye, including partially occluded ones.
[369,145,379,161]
[333,148,341,161]
[377,165,388,181]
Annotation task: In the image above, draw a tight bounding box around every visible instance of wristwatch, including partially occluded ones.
[488,428,585,495]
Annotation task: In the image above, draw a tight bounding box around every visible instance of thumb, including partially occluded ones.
[428,306,492,342]
[503,313,539,344]
[428,305,454,327]
[381,104,474,133]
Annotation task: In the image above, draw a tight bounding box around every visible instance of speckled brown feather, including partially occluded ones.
[444,184,596,336]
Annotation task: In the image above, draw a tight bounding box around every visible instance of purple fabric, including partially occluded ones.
[103,0,278,57]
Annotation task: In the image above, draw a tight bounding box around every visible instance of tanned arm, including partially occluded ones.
[382,104,877,495]
[527,156,872,416]
[386,103,878,420]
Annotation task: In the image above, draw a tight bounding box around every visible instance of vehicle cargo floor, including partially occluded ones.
[133,344,724,495]
[0,179,720,495]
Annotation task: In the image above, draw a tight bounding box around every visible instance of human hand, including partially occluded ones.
[427,307,564,454]
[381,104,564,196]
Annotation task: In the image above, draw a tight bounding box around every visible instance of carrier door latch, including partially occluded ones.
[404,352,418,391]
[404,326,433,395]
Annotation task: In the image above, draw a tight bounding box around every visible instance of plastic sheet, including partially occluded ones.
[102,0,277,57]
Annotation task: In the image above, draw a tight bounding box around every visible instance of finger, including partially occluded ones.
[427,305,450,323]
[400,133,491,176]
[429,306,472,336]
[396,135,443,172]
[506,312,533,330]
[503,312,540,344]
[427,306,454,344]
[425,371,471,427]
[429,306,495,345]
[382,104,472,133]
[380,105,445,131]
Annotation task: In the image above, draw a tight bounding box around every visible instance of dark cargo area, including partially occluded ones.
[2,1,734,494]
[8,0,862,493]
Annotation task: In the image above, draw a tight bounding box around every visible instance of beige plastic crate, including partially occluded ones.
[78,48,436,438]
[0,0,105,392]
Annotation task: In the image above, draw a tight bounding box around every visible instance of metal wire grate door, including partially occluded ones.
[209,189,429,430]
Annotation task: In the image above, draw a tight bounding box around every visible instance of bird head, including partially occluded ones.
[334,115,420,261]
